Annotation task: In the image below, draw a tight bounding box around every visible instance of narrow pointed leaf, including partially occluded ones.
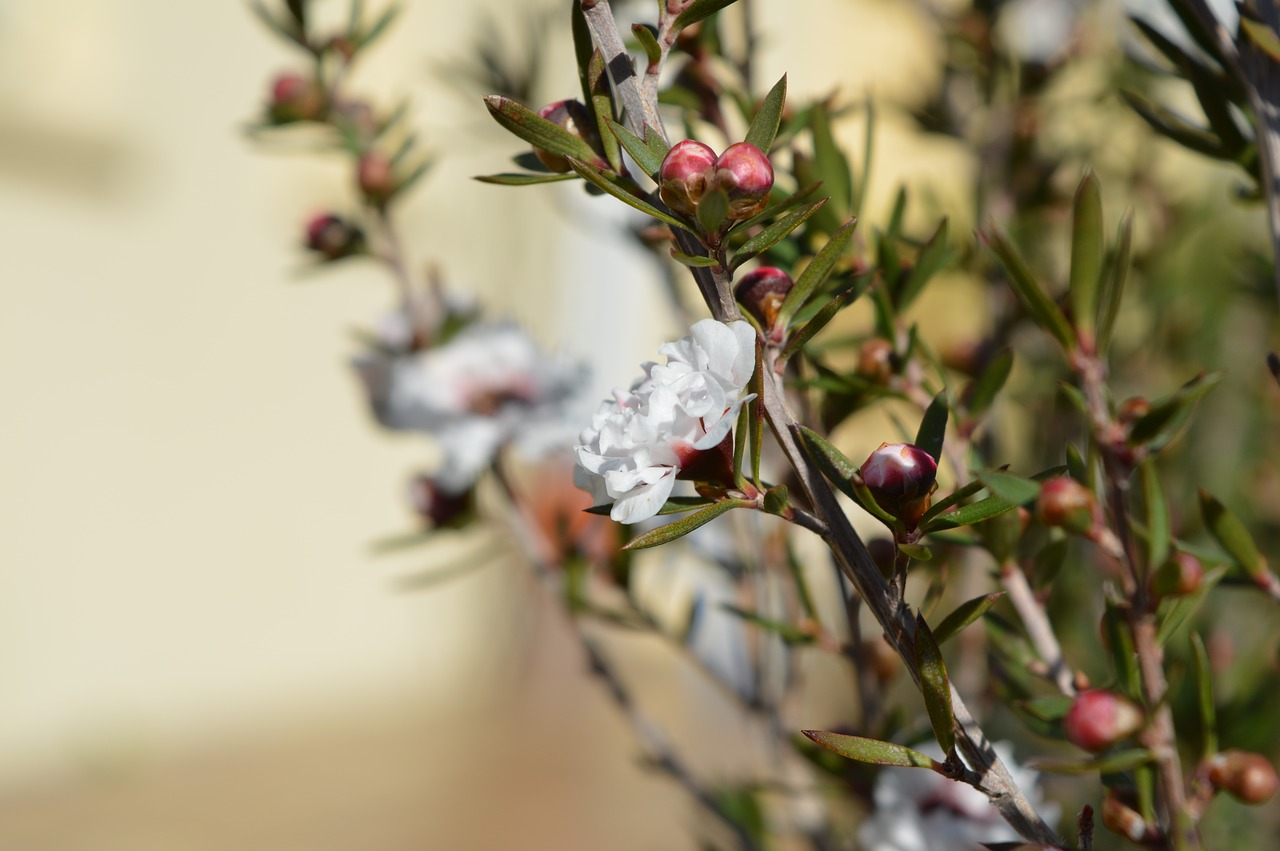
[1139,459,1170,571]
[1199,489,1268,578]
[915,392,949,463]
[779,281,864,362]
[898,218,952,310]
[965,350,1013,422]
[729,199,827,271]
[697,187,730,235]
[476,172,579,186]
[673,0,739,30]
[1191,632,1218,760]
[795,425,857,479]
[744,74,788,154]
[1069,172,1103,342]
[810,102,853,219]
[607,118,668,179]
[622,498,752,550]
[587,51,623,173]
[484,96,606,167]
[1157,564,1227,645]
[933,593,1006,645]
[801,731,938,769]
[1120,90,1227,158]
[1128,371,1222,449]
[721,604,812,644]
[914,614,956,753]
[670,248,720,267]
[922,494,1020,532]
[567,158,693,231]
[778,218,857,327]
[631,23,662,66]
[1030,749,1155,775]
[982,228,1075,349]
[979,471,1042,505]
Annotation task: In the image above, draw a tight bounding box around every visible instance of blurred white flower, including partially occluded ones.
[353,322,584,492]
[858,741,1059,851]
[574,319,757,523]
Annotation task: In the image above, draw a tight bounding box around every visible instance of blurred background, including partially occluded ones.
[1,0,1274,848]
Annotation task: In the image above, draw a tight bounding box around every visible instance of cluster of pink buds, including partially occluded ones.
[659,140,774,223]
[859,443,938,531]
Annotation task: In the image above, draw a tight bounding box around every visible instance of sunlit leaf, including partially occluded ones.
[801,731,938,768]
[622,498,752,550]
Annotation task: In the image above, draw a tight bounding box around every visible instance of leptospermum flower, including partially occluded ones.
[574,319,757,524]
[353,322,584,492]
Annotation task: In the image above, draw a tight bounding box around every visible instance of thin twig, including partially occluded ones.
[1001,559,1077,697]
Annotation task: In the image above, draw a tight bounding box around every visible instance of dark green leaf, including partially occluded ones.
[1030,749,1155,775]
[923,494,1019,533]
[801,731,938,769]
[778,218,857,326]
[914,614,956,753]
[1128,372,1222,449]
[795,425,857,480]
[587,51,623,173]
[622,498,752,550]
[673,0,739,30]
[810,102,853,220]
[484,96,606,167]
[1069,172,1103,342]
[965,350,1013,422]
[729,199,827,271]
[979,471,1042,505]
[744,74,787,154]
[933,592,1005,644]
[631,23,662,66]
[914,392,949,463]
[567,158,694,231]
[1198,489,1268,579]
[1120,89,1228,159]
[606,118,669,180]
[1139,459,1170,572]
[475,171,579,186]
[1191,632,1218,760]
[897,218,951,310]
[697,186,730,235]
[779,281,865,362]
[981,228,1075,350]
[1017,695,1075,723]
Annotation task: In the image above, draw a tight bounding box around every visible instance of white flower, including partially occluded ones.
[858,741,1060,851]
[574,319,757,524]
[353,322,584,492]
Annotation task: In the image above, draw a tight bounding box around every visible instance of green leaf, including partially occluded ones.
[914,392,948,463]
[899,543,932,561]
[567,158,694,231]
[933,593,1005,645]
[1120,90,1228,159]
[1191,632,1218,761]
[697,186,730,235]
[965,350,1013,423]
[484,96,606,167]
[914,614,956,754]
[897,218,951,310]
[475,172,579,186]
[981,228,1075,350]
[979,471,1041,505]
[585,495,717,516]
[801,731,938,769]
[670,248,720,267]
[673,0,740,30]
[729,199,827,271]
[1102,601,1141,698]
[744,74,787,154]
[721,604,811,644]
[795,425,857,479]
[631,22,662,66]
[778,218,857,327]
[1157,564,1228,645]
[1017,694,1075,723]
[1128,372,1222,450]
[1199,489,1270,580]
[1030,749,1155,775]
[1139,459,1170,572]
[1069,172,1103,343]
[1241,18,1280,61]
[922,494,1019,533]
[606,119,669,180]
[779,281,865,363]
[622,499,752,550]
[810,102,853,222]
[587,51,623,173]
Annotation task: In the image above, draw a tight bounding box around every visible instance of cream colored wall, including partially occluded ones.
[0,0,950,794]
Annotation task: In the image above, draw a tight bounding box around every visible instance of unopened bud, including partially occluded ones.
[860,443,938,529]
[269,72,325,123]
[735,266,793,342]
[659,139,717,216]
[857,338,895,384]
[534,100,596,172]
[1117,396,1151,428]
[1151,551,1204,598]
[357,151,396,205]
[304,213,364,261]
[1208,750,1279,804]
[1063,689,1143,752]
[1037,477,1096,535]
[1101,789,1153,844]
[715,142,774,220]
[408,475,473,529]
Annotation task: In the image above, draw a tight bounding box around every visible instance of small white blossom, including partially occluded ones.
[574,319,757,524]
[353,322,583,492]
[858,741,1059,851]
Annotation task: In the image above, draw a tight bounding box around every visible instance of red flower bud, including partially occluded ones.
[357,151,396,205]
[1208,750,1279,804]
[1151,551,1204,598]
[304,213,364,261]
[1063,689,1143,752]
[860,443,938,529]
[268,72,325,123]
[1037,477,1096,534]
[715,142,774,220]
[533,100,596,172]
[734,266,793,342]
[659,139,718,216]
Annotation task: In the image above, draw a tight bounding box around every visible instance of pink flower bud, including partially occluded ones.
[1209,750,1279,804]
[734,266,793,342]
[1151,551,1204,598]
[714,142,774,220]
[1063,689,1143,752]
[357,151,396,205]
[269,72,325,123]
[304,213,364,261]
[534,100,596,173]
[860,443,938,529]
[1037,477,1096,534]
[659,139,718,216]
